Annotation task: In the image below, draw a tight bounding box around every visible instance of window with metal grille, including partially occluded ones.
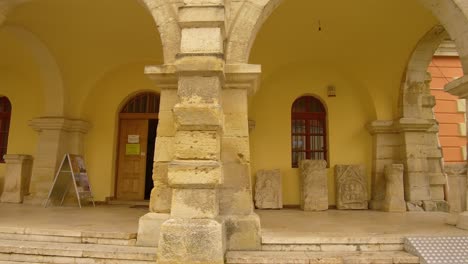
[0,97,11,163]
[291,96,327,168]
[121,92,160,113]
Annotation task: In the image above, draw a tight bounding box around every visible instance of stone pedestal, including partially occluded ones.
[382,164,406,212]
[254,169,282,209]
[23,117,90,205]
[136,213,170,247]
[0,154,33,203]
[335,164,368,210]
[299,160,328,211]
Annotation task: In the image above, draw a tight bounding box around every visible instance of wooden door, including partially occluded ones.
[116,119,148,200]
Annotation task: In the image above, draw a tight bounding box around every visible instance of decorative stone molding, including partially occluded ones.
[434,40,459,56]
[29,117,91,134]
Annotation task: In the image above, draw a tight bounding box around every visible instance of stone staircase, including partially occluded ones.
[0,227,157,263]
[226,234,420,264]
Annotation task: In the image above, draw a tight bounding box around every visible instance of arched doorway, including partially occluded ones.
[115,92,159,201]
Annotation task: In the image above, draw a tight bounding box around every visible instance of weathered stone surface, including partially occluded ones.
[299,160,328,211]
[136,213,170,247]
[168,160,223,188]
[382,164,406,212]
[422,200,437,211]
[171,189,219,219]
[435,200,450,212]
[0,155,33,203]
[254,169,282,209]
[222,214,261,250]
[457,211,468,230]
[180,28,223,54]
[446,163,467,213]
[174,130,220,160]
[335,165,368,210]
[157,218,225,264]
[406,201,424,211]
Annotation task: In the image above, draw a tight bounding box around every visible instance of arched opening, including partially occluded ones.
[291,96,327,168]
[115,92,160,201]
[0,96,11,163]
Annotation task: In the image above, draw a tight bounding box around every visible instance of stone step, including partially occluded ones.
[0,227,136,246]
[0,239,157,263]
[262,234,404,252]
[226,251,420,264]
[0,253,155,264]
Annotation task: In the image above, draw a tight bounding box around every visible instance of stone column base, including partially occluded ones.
[221,214,261,250]
[136,213,170,247]
[457,211,468,230]
[158,218,225,264]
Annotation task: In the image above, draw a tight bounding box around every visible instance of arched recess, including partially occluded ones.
[227,0,468,72]
[400,25,449,118]
[138,0,181,64]
[1,25,64,116]
[417,0,468,73]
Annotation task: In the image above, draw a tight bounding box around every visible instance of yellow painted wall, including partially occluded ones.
[248,0,438,206]
[81,63,160,201]
[250,64,374,205]
[0,29,43,195]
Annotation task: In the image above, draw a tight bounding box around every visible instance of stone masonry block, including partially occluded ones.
[150,183,172,213]
[153,162,169,183]
[175,56,224,74]
[174,130,220,160]
[430,185,445,201]
[156,111,176,137]
[178,76,221,104]
[219,187,253,215]
[222,162,251,189]
[158,218,225,264]
[171,189,219,218]
[136,213,170,247]
[221,136,250,163]
[222,89,248,113]
[159,89,179,112]
[154,137,174,162]
[180,28,223,54]
[173,103,223,130]
[168,160,223,188]
[224,112,249,137]
[222,214,261,251]
[179,6,225,28]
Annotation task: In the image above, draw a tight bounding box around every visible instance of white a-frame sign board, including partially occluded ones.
[45,154,95,208]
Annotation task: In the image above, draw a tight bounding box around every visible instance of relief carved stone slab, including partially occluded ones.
[299,160,328,211]
[254,169,282,209]
[335,164,369,210]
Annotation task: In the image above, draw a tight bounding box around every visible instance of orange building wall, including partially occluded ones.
[429,56,466,163]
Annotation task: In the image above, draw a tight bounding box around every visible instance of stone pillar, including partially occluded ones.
[23,117,90,205]
[397,118,433,204]
[156,1,227,263]
[0,154,33,203]
[446,163,467,214]
[136,86,176,247]
[367,120,400,210]
[299,160,328,211]
[219,64,262,250]
[383,164,406,212]
[445,75,468,230]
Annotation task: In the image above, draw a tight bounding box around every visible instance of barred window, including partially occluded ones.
[0,97,11,163]
[291,96,327,168]
[121,92,160,114]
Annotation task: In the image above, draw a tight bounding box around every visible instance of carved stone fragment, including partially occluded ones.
[382,164,406,212]
[254,169,282,209]
[406,201,424,211]
[299,160,328,211]
[335,165,368,210]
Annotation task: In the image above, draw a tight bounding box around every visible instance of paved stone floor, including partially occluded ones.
[1,204,467,238]
[0,203,146,233]
[257,209,468,240]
